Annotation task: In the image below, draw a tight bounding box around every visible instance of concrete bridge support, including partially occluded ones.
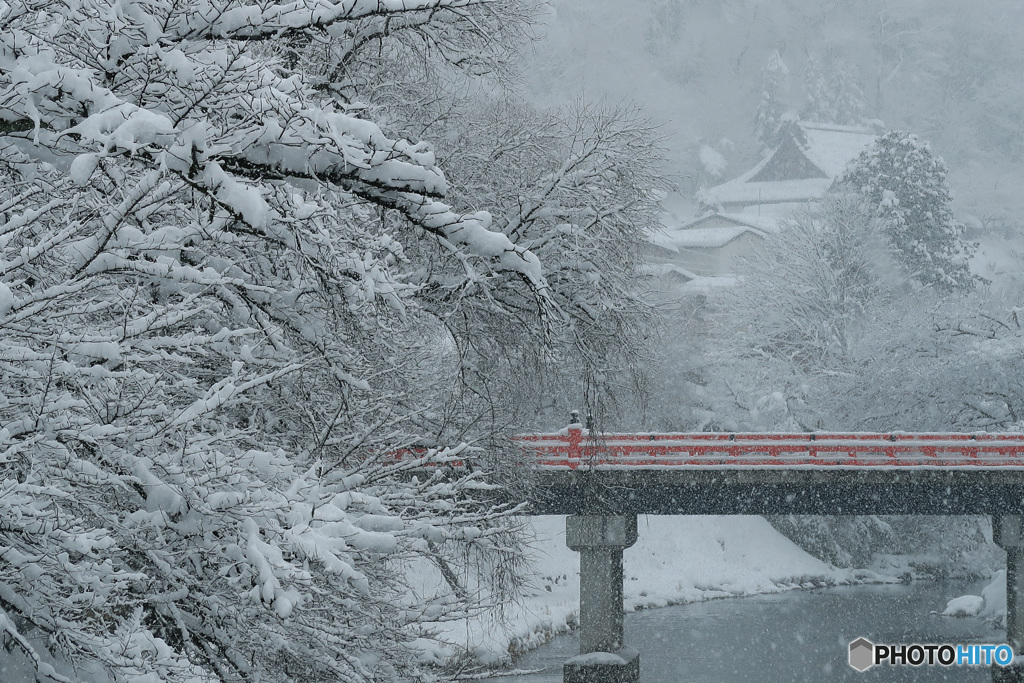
[994,516,1024,682]
[564,515,640,683]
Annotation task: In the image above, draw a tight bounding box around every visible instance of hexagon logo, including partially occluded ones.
[849,638,874,672]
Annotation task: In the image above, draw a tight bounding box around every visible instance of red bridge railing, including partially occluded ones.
[515,428,1024,469]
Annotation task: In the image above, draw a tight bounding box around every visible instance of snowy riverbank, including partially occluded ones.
[423,515,894,667]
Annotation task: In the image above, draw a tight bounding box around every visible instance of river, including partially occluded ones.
[509,580,1002,681]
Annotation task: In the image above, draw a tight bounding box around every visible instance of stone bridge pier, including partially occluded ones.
[563,515,640,683]
[995,516,1024,682]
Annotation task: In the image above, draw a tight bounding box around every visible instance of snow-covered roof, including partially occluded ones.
[702,176,834,206]
[648,229,684,253]
[800,122,878,178]
[658,225,764,250]
[669,212,779,233]
[641,263,699,281]
[716,212,780,233]
[701,121,877,208]
[649,212,776,252]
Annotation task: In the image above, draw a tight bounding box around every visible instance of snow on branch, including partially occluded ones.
[0,1,558,679]
[1,31,551,295]
[0,609,73,683]
[178,0,487,41]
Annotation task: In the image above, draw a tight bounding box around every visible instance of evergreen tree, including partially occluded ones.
[802,55,865,125]
[755,50,790,148]
[802,54,834,123]
[839,132,975,291]
[828,62,866,125]
[644,0,684,57]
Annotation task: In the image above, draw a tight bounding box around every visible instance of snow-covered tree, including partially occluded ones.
[770,515,896,567]
[277,3,665,437]
[801,54,832,123]
[976,69,1024,162]
[644,0,685,58]
[723,196,887,375]
[819,293,1024,434]
[678,196,892,435]
[803,55,866,125]
[839,131,975,291]
[698,143,728,181]
[755,50,791,149]
[428,100,666,433]
[0,0,663,680]
[827,62,866,125]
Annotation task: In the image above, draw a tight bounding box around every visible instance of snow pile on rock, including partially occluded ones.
[941,570,1006,623]
[941,594,984,617]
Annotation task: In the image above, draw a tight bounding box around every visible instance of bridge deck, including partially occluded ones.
[518,429,1024,515]
[516,429,1024,468]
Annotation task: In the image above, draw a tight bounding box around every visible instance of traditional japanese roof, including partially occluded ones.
[714,212,780,233]
[700,122,877,208]
[641,263,699,281]
[650,212,778,252]
[801,123,879,177]
[671,226,754,248]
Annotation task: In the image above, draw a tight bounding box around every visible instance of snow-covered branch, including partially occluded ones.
[177,0,487,41]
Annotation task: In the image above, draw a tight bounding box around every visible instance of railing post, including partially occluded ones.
[564,515,640,683]
[994,516,1024,682]
[567,426,583,464]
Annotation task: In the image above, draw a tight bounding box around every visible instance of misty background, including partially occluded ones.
[525,0,1024,220]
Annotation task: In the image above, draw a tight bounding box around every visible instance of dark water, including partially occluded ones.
[511,581,1003,682]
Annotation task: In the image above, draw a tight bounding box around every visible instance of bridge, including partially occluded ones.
[515,424,1024,683]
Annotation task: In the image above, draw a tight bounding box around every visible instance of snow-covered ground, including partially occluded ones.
[425,515,887,666]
